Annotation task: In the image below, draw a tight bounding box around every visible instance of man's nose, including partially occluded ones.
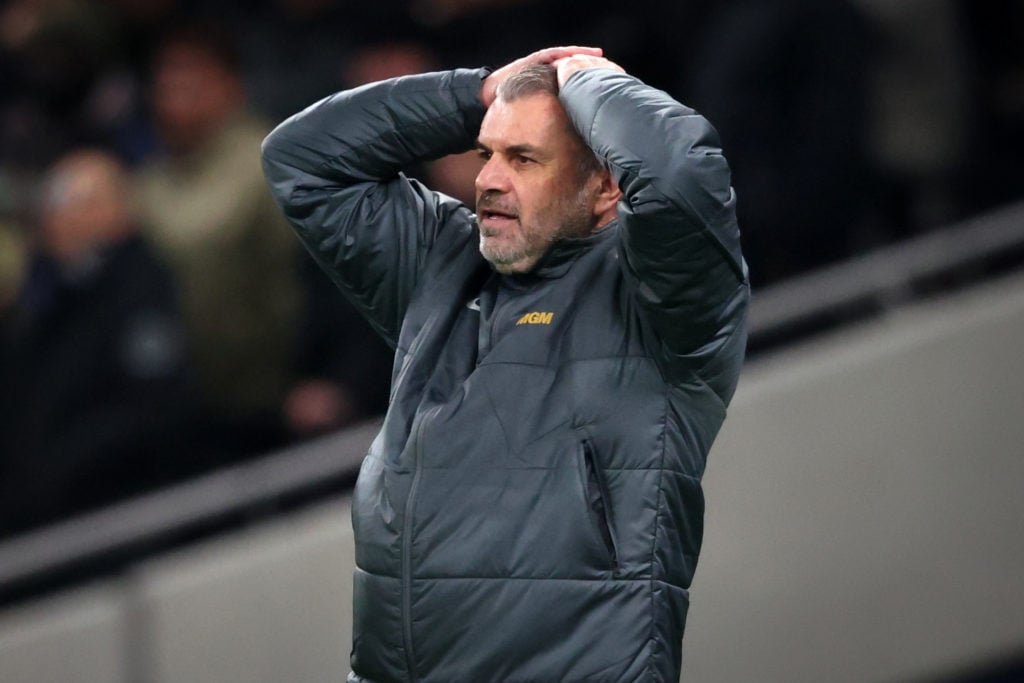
[475,156,511,195]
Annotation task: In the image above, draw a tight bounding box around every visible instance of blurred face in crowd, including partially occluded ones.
[430,151,484,206]
[343,42,437,86]
[151,40,242,154]
[41,151,133,262]
[475,92,616,274]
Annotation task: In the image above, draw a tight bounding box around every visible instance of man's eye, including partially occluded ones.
[476,149,492,160]
[515,155,534,165]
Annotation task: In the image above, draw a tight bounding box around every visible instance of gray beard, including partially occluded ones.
[477,184,595,273]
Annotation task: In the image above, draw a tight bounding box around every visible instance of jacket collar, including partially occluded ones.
[500,221,618,286]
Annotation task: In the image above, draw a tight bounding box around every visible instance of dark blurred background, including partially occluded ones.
[2,0,1023,534]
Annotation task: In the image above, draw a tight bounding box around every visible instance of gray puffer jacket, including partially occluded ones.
[262,67,748,683]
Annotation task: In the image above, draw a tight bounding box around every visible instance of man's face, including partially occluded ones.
[475,93,598,274]
[41,154,128,262]
[152,44,239,154]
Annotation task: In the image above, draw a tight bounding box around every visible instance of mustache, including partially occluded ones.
[476,191,518,217]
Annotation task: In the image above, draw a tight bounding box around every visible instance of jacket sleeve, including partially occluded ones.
[261,68,489,347]
[560,69,749,399]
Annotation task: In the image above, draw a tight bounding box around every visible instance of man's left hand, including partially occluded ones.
[553,55,625,88]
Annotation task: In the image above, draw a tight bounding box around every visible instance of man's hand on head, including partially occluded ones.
[481,46,604,107]
[553,55,625,88]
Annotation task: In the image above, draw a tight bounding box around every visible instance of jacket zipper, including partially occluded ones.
[402,405,440,682]
[581,440,620,574]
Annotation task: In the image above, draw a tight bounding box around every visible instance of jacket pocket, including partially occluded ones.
[578,439,619,572]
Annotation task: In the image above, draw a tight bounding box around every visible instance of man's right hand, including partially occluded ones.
[480,46,603,108]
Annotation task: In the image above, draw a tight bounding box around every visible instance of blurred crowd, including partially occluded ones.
[1,0,1022,537]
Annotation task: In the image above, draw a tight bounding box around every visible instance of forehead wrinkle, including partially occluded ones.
[480,96,577,161]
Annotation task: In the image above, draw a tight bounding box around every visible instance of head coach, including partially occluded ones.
[262,45,749,683]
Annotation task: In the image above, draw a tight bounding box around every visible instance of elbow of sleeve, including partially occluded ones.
[260,126,292,179]
[260,132,284,183]
[260,124,282,165]
[260,130,304,213]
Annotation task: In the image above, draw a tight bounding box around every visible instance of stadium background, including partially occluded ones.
[1,0,1023,681]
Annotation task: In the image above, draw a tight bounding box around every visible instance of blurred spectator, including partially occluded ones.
[0,149,197,537]
[341,38,484,204]
[342,38,439,88]
[0,1,1018,504]
[276,26,402,437]
[338,38,493,210]
[95,0,183,153]
[687,0,876,286]
[135,21,303,455]
[136,21,392,453]
[287,261,393,438]
[269,37,450,438]
[853,0,971,236]
[0,0,128,171]
[232,0,354,123]
[426,150,483,206]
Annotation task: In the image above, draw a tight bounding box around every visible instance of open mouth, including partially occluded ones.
[480,209,519,222]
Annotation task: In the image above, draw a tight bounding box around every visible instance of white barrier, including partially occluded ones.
[0,582,129,683]
[688,271,1024,682]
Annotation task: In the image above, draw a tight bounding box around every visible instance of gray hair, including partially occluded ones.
[495,63,560,102]
[495,64,603,181]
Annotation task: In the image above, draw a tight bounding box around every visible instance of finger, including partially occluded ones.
[547,46,603,56]
[530,46,603,64]
[554,55,625,86]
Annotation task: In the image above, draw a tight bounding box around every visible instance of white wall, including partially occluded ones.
[687,272,1024,682]
[135,500,356,683]
[0,583,129,683]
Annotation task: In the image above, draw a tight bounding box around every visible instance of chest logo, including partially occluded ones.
[516,311,554,326]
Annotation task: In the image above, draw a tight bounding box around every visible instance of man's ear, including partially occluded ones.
[592,166,622,221]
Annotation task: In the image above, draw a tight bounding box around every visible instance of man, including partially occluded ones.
[136,23,304,453]
[263,46,748,682]
[0,149,197,536]
[138,22,392,454]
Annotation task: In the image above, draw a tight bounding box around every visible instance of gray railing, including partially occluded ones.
[3,200,1024,605]
[747,200,1024,351]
